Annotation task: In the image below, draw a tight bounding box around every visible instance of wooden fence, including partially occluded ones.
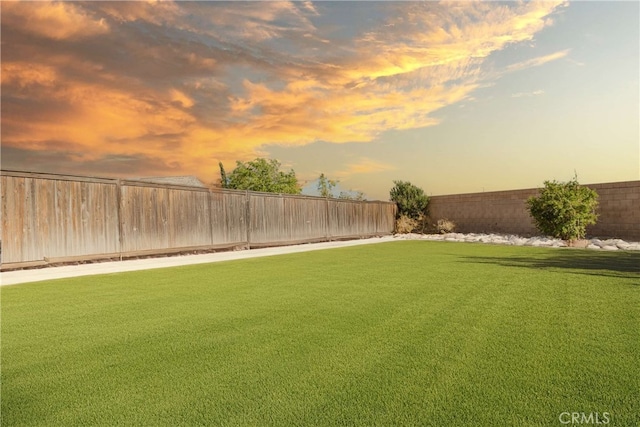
[0,170,396,268]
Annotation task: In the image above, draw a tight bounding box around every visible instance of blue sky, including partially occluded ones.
[2,1,638,200]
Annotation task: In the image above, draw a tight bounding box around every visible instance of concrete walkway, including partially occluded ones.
[0,236,396,286]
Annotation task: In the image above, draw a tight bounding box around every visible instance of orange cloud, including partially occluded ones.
[212,0,564,166]
[1,1,109,40]
[1,1,568,183]
[1,62,58,88]
[96,1,182,26]
[170,89,195,109]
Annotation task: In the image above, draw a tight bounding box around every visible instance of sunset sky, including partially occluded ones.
[2,1,638,200]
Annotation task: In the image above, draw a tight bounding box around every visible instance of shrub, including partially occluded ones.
[395,214,418,234]
[435,218,456,234]
[389,181,429,220]
[526,175,598,242]
[226,158,301,194]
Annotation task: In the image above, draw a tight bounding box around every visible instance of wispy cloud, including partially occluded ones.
[1,0,567,181]
[506,49,571,73]
[511,90,545,98]
[566,58,586,67]
[339,158,396,178]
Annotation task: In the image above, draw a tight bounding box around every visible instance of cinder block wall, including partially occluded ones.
[428,181,640,241]
[587,181,640,240]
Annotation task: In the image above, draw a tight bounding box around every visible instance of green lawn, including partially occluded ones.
[2,241,639,426]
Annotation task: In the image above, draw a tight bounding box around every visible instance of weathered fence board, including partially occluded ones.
[1,170,395,267]
[328,200,365,238]
[1,174,120,263]
[248,193,331,246]
[167,187,212,249]
[284,195,329,242]
[120,184,214,253]
[209,191,248,246]
[120,184,170,252]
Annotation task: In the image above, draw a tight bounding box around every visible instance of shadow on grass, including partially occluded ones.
[460,250,640,280]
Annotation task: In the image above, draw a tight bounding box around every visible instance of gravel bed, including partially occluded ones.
[393,233,640,251]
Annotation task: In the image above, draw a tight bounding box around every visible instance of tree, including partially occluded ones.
[226,158,301,194]
[218,162,229,188]
[314,173,366,200]
[526,175,598,241]
[338,190,366,201]
[317,173,338,198]
[389,180,429,219]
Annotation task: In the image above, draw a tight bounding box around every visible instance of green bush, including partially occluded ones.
[526,176,598,241]
[389,180,429,220]
[225,158,301,194]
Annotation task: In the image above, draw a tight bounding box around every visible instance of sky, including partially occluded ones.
[1,1,638,200]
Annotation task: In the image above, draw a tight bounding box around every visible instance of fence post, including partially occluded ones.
[325,197,331,241]
[116,179,123,260]
[245,190,251,247]
[208,189,215,247]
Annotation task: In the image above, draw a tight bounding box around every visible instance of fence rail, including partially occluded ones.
[0,170,396,268]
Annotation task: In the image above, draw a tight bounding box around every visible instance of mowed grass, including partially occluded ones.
[2,241,639,426]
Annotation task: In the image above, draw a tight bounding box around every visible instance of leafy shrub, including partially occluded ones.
[435,218,456,234]
[395,214,418,234]
[226,158,301,194]
[389,181,429,220]
[526,175,598,241]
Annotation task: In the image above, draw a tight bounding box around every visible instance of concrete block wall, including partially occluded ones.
[428,181,640,241]
[586,181,640,240]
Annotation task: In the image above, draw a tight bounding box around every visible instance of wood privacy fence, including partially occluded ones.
[0,170,396,268]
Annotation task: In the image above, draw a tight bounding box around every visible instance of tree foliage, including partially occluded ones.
[218,162,229,188]
[389,180,429,219]
[317,173,338,198]
[315,173,366,200]
[226,158,301,194]
[526,175,598,241]
[338,190,366,201]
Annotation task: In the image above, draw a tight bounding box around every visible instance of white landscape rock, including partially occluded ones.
[393,232,640,251]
